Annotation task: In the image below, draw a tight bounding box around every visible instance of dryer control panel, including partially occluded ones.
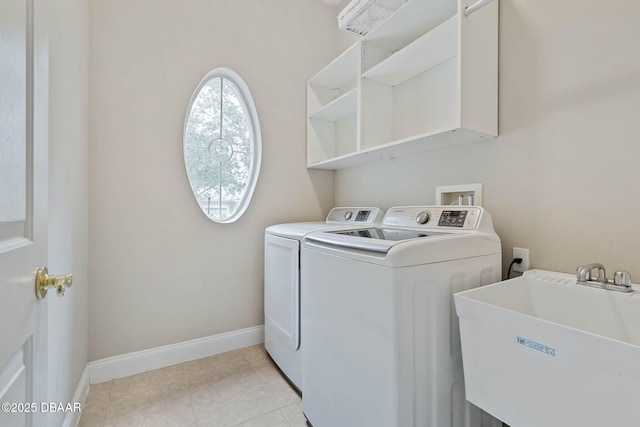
[326,207,384,225]
[382,206,482,230]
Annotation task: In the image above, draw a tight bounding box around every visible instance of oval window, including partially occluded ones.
[183,68,261,223]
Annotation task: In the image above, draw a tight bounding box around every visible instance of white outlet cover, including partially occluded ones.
[512,247,529,273]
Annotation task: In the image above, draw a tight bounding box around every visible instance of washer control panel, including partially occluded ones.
[383,206,481,230]
[438,210,467,227]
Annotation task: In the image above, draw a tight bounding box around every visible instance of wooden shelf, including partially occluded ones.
[309,88,357,122]
[363,16,457,86]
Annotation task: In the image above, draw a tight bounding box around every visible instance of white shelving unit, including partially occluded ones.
[306,0,498,170]
[307,44,361,165]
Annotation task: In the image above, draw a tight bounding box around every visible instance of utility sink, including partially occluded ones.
[454,269,640,427]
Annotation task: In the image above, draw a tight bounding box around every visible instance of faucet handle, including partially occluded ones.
[613,270,632,288]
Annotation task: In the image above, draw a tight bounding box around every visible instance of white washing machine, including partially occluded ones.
[301,206,502,427]
[264,207,384,391]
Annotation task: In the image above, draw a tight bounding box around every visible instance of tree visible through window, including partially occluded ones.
[183,68,261,223]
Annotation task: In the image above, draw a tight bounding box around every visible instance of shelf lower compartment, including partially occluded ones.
[307,114,358,166]
[307,127,494,170]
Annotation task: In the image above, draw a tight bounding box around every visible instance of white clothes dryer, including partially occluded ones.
[301,206,502,427]
[264,207,384,391]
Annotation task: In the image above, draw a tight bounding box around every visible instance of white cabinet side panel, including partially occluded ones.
[459,0,499,135]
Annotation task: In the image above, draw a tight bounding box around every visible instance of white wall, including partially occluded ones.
[88,0,340,360]
[48,0,89,423]
[335,0,640,278]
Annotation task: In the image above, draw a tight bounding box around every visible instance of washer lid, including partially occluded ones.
[305,228,453,253]
[334,227,445,241]
[304,231,500,266]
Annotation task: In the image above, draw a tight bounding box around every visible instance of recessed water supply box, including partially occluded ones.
[436,183,483,206]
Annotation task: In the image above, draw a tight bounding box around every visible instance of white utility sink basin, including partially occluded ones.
[454,269,640,427]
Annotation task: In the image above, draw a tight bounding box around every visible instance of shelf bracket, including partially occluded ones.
[464,0,495,17]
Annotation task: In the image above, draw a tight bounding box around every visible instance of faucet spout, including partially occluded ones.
[575,263,633,293]
[576,263,607,284]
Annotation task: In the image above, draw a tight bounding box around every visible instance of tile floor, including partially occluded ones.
[78,345,306,427]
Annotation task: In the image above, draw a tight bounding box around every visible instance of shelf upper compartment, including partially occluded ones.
[363,16,457,86]
[309,88,358,122]
[308,43,360,89]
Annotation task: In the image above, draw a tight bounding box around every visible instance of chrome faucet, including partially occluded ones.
[576,263,607,284]
[576,263,633,293]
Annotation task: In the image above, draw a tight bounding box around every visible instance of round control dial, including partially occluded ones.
[416,211,430,225]
[344,211,353,220]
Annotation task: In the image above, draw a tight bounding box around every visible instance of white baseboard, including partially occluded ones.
[62,365,89,427]
[88,325,264,384]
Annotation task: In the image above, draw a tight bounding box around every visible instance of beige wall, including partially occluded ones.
[88,0,640,361]
[88,0,339,360]
[48,0,89,421]
[336,0,640,278]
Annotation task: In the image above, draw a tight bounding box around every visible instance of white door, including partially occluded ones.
[0,0,50,425]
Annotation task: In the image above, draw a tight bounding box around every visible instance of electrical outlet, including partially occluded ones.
[512,247,529,273]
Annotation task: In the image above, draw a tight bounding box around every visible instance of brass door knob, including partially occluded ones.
[35,267,72,299]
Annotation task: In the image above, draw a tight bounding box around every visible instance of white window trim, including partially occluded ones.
[183,67,262,223]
